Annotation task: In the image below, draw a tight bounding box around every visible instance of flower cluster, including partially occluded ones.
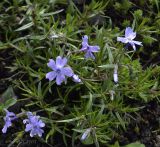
[1,27,142,141]
[2,109,45,138]
[46,28,142,86]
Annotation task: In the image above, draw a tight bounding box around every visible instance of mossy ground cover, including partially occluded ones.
[0,0,160,147]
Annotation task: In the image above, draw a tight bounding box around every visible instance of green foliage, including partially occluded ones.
[124,142,145,147]
[0,0,160,146]
[0,87,17,111]
[110,141,145,147]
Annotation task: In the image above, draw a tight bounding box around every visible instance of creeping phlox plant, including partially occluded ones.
[1,29,142,140]
[1,1,160,146]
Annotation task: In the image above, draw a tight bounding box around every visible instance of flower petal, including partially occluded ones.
[47,59,56,71]
[62,67,73,77]
[113,65,118,83]
[56,74,66,85]
[89,45,100,52]
[46,71,57,81]
[26,112,33,117]
[30,130,35,137]
[72,74,81,83]
[125,27,136,40]
[129,42,136,50]
[117,37,128,43]
[113,73,118,83]
[56,56,67,68]
[23,119,28,124]
[37,130,43,137]
[80,46,88,51]
[85,51,95,59]
[25,124,32,132]
[81,128,91,141]
[131,40,142,46]
[82,35,88,48]
[2,125,7,133]
[5,119,12,127]
[38,120,45,127]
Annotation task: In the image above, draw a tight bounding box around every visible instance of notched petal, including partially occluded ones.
[82,35,88,47]
[62,67,73,77]
[85,51,95,59]
[89,45,100,52]
[56,74,66,85]
[47,59,56,71]
[56,56,67,68]
[117,37,128,43]
[46,71,57,81]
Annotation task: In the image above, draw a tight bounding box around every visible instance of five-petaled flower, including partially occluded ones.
[2,109,16,133]
[80,35,100,59]
[46,56,74,85]
[117,27,142,50]
[23,112,45,137]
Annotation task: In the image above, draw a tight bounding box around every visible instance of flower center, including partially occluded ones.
[56,68,61,74]
[34,125,38,129]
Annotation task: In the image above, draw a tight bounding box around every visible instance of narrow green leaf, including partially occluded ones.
[41,9,64,17]
[1,86,15,101]
[115,112,126,130]
[15,22,34,31]
[56,115,84,123]
[124,142,145,147]
[105,43,114,64]
[98,64,115,69]
[4,98,17,109]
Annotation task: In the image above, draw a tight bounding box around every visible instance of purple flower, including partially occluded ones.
[80,35,100,59]
[72,74,81,83]
[117,27,142,50]
[113,64,118,83]
[23,112,45,137]
[2,109,16,133]
[81,128,91,141]
[46,56,73,85]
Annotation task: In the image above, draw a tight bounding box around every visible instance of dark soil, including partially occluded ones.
[116,100,160,147]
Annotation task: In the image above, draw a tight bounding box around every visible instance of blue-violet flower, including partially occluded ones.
[72,74,81,83]
[81,128,91,141]
[80,35,100,59]
[46,56,73,85]
[113,64,118,83]
[23,112,45,137]
[2,109,16,133]
[117,27,142,50]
